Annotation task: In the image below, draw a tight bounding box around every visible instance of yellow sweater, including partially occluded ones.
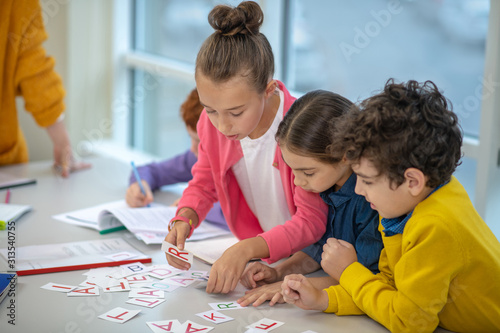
[0,0,65,165]
[324,176,500,333]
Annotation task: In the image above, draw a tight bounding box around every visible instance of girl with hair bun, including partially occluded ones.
[164,1,328,294]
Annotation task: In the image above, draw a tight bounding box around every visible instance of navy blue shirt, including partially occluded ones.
[302,173,383,273]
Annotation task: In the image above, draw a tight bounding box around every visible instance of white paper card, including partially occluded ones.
[179,270,209,280]
[147,265,182,279]
[146,319,182,333]
[127,298,165,308]
[129,288,164,298]
[179,320,214,333]
[246,318,284,331]
[125,274,153,284]
[41,283,76,293]
[104,280,131,292]
[161,241,193,264]
[162,276,197,288]
[196,310,234,324]
[208,301,244,311]
[98,307,141,323]
[143,281,180,293]
[117,262,148,277]
[67,286,100,296]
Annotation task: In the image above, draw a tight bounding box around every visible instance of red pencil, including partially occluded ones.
[5,189,10,204]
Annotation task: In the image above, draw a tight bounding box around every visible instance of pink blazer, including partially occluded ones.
[177,81,328,263]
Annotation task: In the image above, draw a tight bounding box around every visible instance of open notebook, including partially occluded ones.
[53,200,231,244]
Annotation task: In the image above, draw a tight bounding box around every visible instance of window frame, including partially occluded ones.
[112,0,500,224]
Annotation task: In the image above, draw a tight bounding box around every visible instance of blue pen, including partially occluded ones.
[131,161,150,207]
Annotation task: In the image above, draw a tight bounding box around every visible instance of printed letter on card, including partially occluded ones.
[246,318,284,331]
[98,307,141,324]
[161,241,193,264]
[196,310,234,324]
[146,319,181,333]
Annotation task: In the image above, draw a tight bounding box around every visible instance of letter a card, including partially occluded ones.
[179,320,214,332]
[127,298,165,308]
[161,241,193,264]
[146,319,181,333]
[67,286,100,297]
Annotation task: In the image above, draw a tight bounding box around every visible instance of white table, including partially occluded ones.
[0,155,450,332]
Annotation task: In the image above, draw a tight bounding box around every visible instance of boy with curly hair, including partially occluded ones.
[282,79,500,333]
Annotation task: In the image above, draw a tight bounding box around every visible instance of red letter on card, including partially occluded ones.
[107,311,129,321]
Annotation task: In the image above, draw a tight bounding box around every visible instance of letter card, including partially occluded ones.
[146,319,182,333]
[178,320,214,332]
[127,298,165,308]
[98,307,141,323]
[246,318,284,331]
[161,241,193,264]
[41,283,77,293]
[195,310,234,324]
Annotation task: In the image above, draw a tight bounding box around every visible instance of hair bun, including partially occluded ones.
[208,1,263,36]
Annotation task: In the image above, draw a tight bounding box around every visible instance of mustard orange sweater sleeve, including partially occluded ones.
[0,0,65,165]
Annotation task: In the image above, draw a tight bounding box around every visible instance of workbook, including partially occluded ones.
[0,203,32,228]
[53,200,231,243]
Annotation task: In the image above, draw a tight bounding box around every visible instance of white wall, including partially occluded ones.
[18,0,114,162]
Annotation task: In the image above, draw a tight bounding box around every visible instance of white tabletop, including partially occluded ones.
[0,155,451,333]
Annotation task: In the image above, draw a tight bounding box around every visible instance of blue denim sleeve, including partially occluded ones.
[301,213,334,264]
[353,197,383,273]
[301,242,323,264]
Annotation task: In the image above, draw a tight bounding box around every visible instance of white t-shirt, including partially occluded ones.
[232,89,292,232]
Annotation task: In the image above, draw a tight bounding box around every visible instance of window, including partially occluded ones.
[126,0,232,158]
[117,0,499,234]
[285,0,488,138]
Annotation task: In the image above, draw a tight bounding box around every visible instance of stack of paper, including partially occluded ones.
[0,238,151,276]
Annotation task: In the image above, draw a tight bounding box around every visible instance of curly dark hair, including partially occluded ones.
[330,79,463,188]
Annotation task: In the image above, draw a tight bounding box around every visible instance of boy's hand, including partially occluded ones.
[125,181,153,207]
[321,238,357,281]
[237,281,284,307]
[240,262,279,289]
[281,274,328,311]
